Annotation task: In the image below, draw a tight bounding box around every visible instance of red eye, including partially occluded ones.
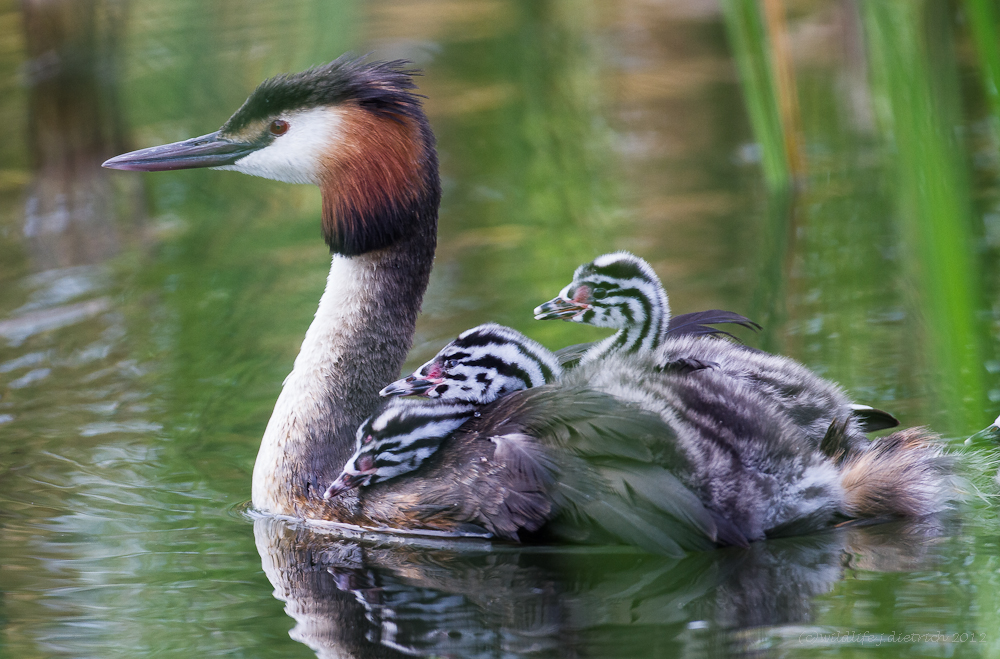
[269,119,289,136]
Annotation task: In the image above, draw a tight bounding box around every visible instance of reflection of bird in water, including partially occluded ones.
[252,515,951,659]
[104,56,954,554]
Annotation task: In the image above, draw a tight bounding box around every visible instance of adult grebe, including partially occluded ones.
[105,57,441,522]
[104,57,952,553]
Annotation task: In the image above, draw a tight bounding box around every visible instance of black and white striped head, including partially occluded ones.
[534,252,670,355]
[324,399,477,499]
[379,323,562,403]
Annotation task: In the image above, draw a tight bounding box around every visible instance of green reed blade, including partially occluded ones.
[965,0,1000,123]
[720,0,790,191]
[862,0,987,434]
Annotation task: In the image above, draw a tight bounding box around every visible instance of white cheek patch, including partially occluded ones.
[214,107,344,184]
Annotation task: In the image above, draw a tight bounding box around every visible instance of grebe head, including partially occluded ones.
[379,323,562,403]
[103,56,439,256]
[534,251,669,330]
[323,399,477,498]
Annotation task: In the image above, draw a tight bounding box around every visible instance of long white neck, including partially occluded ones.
[252,226,434,517]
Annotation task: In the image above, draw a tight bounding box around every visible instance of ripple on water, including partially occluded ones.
[9,367,52,388]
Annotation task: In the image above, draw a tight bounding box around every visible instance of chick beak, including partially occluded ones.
[534,296,589,321]
[102,131,261,172]
[323,472,370,500]
[380,375,439,397]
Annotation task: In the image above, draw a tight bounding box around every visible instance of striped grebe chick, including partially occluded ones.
[322,324,561,499]
[538,251,898,444]
[380,323,561,403]
[324,399,477,498]
[535,251,759,366]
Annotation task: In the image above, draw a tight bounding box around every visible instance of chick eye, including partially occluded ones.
[592,288,607,300]
[443,359,457,370]
[269,119,289,136]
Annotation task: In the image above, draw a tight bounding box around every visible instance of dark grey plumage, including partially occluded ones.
[655,334,878,453]
[664,309,763,340]
[560,354,846,543]
[369,383,744,554]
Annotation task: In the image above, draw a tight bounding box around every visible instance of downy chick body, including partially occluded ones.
[536,251,898,453]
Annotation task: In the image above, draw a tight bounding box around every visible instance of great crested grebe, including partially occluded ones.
[537,251,900,445]
[379,322,562,402]
[103,57,953,552]
[323,398,478,499]
[322,324,561,501]
[534,251,755,363]
[536,250,761,368]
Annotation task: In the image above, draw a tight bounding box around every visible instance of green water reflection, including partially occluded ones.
[2,0,1000,657]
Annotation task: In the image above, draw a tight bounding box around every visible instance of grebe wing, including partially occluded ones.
[554,310,760,367]
[666,310,761,342]
[849,404,900,432]
[554,342,593,369]
[476,386,734,554]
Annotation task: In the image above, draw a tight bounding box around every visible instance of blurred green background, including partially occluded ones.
[2,0,1000,657]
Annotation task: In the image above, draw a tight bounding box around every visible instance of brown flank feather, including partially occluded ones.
[840,427,950,519]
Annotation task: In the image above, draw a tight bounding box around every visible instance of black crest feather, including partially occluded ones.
[223,55,423,132]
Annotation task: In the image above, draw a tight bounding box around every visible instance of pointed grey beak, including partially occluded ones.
[379,376,438,397]
[534,297,589,321]
[323,472,369,500]
[102,131,260,172]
